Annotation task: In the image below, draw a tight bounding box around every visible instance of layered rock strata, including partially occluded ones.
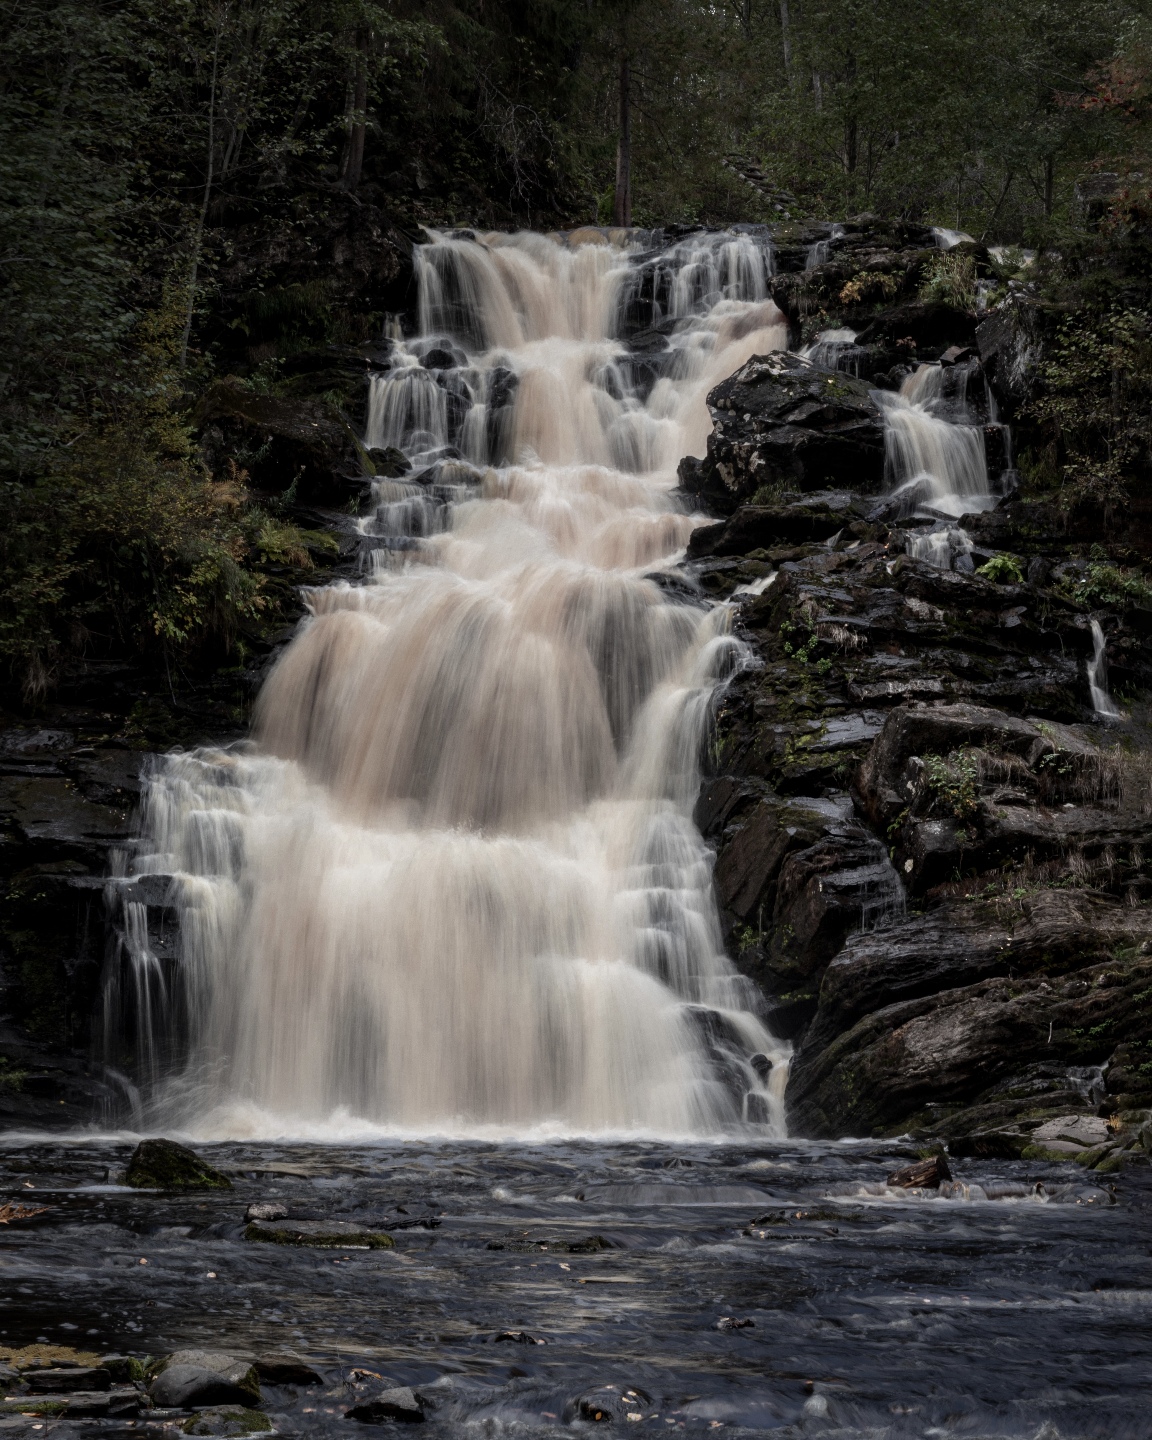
[682,249,1152,1154]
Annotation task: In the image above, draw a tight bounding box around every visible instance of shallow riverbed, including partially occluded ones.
[2,1135,1150,1438]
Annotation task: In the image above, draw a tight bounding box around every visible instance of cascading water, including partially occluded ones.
[1088,618,1122,719]
[111,229,792,1139]
[805,222,844,270]
[801,327,867,376]
[879,360,1000,569]
[932,227,975,249]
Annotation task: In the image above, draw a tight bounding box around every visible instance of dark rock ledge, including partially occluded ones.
[682,312,1152,1159]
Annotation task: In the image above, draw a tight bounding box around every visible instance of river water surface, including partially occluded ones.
[3,1134,1150,1438]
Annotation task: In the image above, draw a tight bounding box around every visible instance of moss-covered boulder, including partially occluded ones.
[124,1138,232,1191]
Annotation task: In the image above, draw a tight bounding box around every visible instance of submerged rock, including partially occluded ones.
[244,1217,394,1248]
[124,1139,232,1191]
[565,1385,652,1424]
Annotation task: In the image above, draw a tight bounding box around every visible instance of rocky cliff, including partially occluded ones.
[683,221,1152,1163]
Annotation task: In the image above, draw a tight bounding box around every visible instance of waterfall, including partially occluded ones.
[905,525,974,573]
[932,227,974,249]
[111,229,792,1140]
[879,363,995,557]
[1088,619,1122,719]
[801,327,867,375]
[805,223,844,270]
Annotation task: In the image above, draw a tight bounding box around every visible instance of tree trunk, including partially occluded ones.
[180,7,225,370]
[844,117,857,175]
[779,0,791,78]
[340,34,369,192]
[1043,152,1055,216]
[613,54,631,228]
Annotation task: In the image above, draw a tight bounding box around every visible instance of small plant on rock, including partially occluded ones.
[919,251,978,309]
[922,751,980,821]
[977,553,1025,584]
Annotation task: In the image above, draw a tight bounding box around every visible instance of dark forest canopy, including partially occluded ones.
[1,0,1151,695]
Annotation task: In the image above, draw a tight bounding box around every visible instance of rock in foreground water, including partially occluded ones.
[253,1351,323,1384]
[345,1385,425,1423]
[125,1138,232,1191]
[245,1217,394,1248]
[149,1351,261,1408]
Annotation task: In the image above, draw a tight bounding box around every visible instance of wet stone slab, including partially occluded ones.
[0,1136,1149,1437]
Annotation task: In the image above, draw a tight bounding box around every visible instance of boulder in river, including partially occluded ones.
[345,1385,426,1423]
[886,1155,951,1189]
[149,1350,262,1409]
[253,1351,323,1385]
[244,1201,289,1221]
[124,1138,232,1191]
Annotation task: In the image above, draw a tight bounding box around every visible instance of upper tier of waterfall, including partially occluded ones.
[114,228,793,1140]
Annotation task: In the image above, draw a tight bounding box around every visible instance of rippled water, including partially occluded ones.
[3,1136,1150,1437]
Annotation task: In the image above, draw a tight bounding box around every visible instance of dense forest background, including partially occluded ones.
[2,0,1151,701]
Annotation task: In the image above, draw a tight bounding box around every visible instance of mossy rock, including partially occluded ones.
[1074,1143,1117,1169]
[0,1399,68,1416]
[124,1139,232,1191]
[183,1407,272,1436]
[244,1218,393,1248]
[1020,1144,1082,1163]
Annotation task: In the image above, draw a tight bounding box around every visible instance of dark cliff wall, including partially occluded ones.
[686,219,1152,1158]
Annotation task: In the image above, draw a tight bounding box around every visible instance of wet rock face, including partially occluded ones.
[682,225,1152,1144]
[696,522,1152,1139]
[684,352,885,515]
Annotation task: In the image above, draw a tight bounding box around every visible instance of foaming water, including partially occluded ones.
[114,230,791,1139]
[879,361,994,522]
[801,326,867,376]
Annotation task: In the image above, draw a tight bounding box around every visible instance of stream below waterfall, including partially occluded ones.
[3,1134,1151,1438]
